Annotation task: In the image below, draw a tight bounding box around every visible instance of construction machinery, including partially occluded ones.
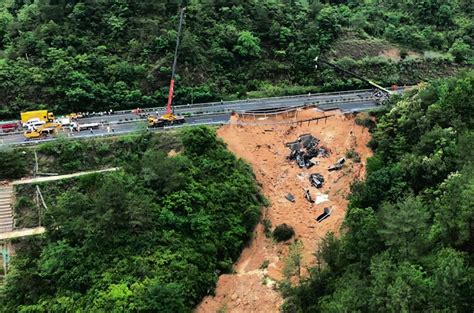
[314,56,393,103]
[148,8,186,128]
[20,110,55,127]
[24,122,61,140]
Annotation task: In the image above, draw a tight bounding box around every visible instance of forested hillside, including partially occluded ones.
[0,0,472,117]
[0,127,266,312]
[281,71,474,312]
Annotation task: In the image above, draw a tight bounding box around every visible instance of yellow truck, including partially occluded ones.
[20,110,55,126]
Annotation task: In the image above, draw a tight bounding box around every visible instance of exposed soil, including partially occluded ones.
[380,48,401,61]
[329,35,394,60]
[196,108,373,313]
[328,34,421,62]
[379,48,421,61]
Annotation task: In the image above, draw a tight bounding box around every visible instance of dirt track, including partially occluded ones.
[196,108,372,313]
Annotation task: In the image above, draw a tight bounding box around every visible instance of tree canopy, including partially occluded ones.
[0,127,265,312]
[281,71,474,312]
[0,0,472,118]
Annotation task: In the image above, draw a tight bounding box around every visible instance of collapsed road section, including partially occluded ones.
[197,108,373,313]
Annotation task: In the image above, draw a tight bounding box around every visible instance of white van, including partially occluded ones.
[56,117,71,126]
[24,119,46,129]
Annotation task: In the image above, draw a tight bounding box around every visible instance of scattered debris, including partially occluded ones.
[304,188,314,203]
[309,173,325,188]
[285,193,295,202]
[315,193,329,205]
[300,133,319,149]
[328,157,345,171]
[286,134,323,168]
[318,146,330,158]
[316,207,331,223]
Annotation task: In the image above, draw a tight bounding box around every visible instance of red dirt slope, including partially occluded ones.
[196,109,372,313]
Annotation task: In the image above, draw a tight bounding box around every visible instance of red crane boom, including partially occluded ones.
[166,7,186,115]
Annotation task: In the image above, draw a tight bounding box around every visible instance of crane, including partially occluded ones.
[149,7,186,128]
[314,56,393,104]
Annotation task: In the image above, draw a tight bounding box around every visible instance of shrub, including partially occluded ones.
[273,223,295,242]
[0,149,31,179]
[346,149,361,163]
[355,116,376,130]
[400,49,408,60]
[449,39,472,63]
[262,218,272,238]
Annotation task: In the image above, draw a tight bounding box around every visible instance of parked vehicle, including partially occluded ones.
[25,119,46,130]
[20,110,54,127]
[56,117,71,126]
[70,122,101,131]
[0,122,20,133]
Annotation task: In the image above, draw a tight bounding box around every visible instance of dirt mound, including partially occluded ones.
[196,108,372,313]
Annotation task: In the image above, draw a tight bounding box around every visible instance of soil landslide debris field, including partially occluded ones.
[196,108,372,313]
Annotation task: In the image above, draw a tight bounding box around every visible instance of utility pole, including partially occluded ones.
[1,242,9,277]
[33,150,38,178]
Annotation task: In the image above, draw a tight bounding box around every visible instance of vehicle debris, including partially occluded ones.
[315,193,329,205]
[316,207,331,223]
[318,146,330,158]
[285,193,295,202]
[328,157,345,171]
[309,173,325,188]
[286,134,324,168]
[304,188,314,203]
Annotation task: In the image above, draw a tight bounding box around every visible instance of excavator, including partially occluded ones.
[148,8,186,128]
[24,122,62,140]
[314,56,394,104]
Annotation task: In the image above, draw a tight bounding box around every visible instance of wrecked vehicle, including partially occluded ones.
[286,134,324,168]
[309,173,325,188]
[316,207,331,223]
[328,157,345,171]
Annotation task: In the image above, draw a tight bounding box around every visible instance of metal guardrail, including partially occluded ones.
[112,88,378,115]
[1,86,409,129]
[0,96,377,138]
[0,97,379,144]
[4,120,228,147]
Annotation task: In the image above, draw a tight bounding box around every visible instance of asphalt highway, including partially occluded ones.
[74,89,378,124]
[0,88,404,146]
[0,113,230,146]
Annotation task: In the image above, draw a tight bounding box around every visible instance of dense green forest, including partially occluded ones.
[0,0,473,117]
[281,71,474,312]
[0,127,266,312]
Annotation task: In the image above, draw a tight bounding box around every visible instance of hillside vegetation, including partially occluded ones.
[0,131,183,179]
[0,127,266,312]
[281,71,474,312]
[0,0,472,117]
